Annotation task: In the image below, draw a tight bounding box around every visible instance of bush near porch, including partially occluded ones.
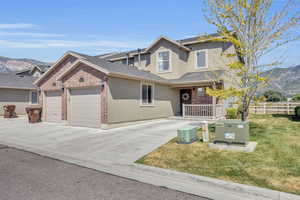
[136,115,300,195]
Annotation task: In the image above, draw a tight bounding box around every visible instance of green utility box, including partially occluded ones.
[177,126,198,144]
[214,120,249,145]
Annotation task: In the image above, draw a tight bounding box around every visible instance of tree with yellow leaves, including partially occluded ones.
[204,0,300,121]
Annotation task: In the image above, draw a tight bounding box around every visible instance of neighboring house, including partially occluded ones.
[16,64,51,77]
[0,72,39,116]
[34,33,239,129]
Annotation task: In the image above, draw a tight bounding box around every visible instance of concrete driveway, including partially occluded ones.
[0,117,195,164]
[1,117,297,200]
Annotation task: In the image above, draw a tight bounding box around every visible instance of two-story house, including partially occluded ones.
[34,33,239,129]
[16,64,51,77]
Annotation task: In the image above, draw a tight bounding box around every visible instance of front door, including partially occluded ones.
[180,89,192,115]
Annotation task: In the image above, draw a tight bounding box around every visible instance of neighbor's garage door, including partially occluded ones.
[45,91,62,123]
[69,88,101,128]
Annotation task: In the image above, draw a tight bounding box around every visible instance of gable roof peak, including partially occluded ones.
[144,35,191,53]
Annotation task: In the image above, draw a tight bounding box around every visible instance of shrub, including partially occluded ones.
[208,124,215,133]
[295,106,300,118]
[263,90,286,102]
[226,108,238,119]
[291,94,300,102]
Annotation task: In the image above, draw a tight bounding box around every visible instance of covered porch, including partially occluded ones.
[172,81,226,120]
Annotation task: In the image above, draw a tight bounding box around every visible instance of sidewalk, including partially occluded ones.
[0,117,299,200]
[1,137,299,200]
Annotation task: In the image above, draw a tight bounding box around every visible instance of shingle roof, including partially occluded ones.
[97,33,220,61]
[98,48,147,60]
[71,51,225,85]
[0,72,37,89]
[70,52,169,83]
[169,70,225,84]
[36,64,51,72]
[177,33,220,44]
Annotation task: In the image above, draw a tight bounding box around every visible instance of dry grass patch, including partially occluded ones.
[136,115,300,195]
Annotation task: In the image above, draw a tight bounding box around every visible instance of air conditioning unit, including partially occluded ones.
[214,120,249,145]
[177,126,198,144]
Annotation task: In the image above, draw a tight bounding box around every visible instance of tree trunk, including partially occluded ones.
[241,97,249,121]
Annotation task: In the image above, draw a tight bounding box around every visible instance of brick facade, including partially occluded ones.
[38,56,77,120]
[62,64,108,124]
[191,87,213,104]
[38,55,108,124]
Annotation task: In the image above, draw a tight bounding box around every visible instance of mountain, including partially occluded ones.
[0,56,50,72]
[262,65,300,96]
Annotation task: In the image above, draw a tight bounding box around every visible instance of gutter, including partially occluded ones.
[0,86,37,90]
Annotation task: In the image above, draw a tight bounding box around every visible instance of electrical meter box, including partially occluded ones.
[214,120,249,145]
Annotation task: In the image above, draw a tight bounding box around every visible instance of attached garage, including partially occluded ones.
[68,87,101,128]
[44,91,62,123]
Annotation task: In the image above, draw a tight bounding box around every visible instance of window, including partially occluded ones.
[30,91,38,104]
[157,51,170,72]
[196,50,207,68]
[141,83,154,105]
[197,88,205,96]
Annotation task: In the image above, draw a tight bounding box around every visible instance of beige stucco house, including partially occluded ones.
[0,72,39,116]
[35,33,239,129]
[16,64,50,77]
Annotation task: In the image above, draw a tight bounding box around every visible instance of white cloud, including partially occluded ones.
[0,39,148,49]
[0,23,36,29]
[0,32,65,38]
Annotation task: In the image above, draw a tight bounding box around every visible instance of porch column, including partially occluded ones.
[212,82,217,118]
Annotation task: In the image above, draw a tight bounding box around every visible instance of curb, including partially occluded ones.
[0,139,299,200]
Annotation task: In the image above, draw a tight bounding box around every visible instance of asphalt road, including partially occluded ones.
[0,145,209,200]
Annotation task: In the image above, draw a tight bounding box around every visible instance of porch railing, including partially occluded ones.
[182,104,225,119]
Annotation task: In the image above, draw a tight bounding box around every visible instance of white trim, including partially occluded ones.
[29,90,38,105]
[156,50,172,73]
[140,82,155,106]
[195,49,208,69]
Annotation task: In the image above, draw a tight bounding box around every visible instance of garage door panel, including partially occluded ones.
[69,88,101,128]
[45,91,62,123]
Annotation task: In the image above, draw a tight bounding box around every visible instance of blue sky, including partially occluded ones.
[0,0,299,67]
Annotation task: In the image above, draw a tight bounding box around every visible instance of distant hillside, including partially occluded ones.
[262,65,300,96]
[0,56,50,72]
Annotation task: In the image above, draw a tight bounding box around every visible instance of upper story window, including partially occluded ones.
[157,51,171,72]
[30,91,38,104]
[141,83,154,106]
[196,50,207,68]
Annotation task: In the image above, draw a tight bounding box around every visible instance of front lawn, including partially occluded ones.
[136,115,300,195]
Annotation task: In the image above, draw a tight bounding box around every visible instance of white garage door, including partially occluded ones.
[69,88,101,128]
[45,91,62,123]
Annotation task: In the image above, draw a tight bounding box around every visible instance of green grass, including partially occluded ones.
[136,115,300,195]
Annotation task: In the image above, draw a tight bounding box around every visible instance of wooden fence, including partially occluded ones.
[249,103,300,115]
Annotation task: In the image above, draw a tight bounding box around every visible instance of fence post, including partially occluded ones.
[182,104,185,118]
[287,103,290,115]
[264,103,266,114]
